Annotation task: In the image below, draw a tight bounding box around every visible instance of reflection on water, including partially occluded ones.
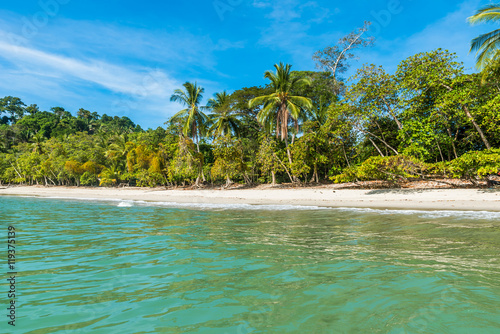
[2,196,500,333]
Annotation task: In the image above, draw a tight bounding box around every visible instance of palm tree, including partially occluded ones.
[207,91,242,137]
[468,4,500,69]
[249,63,313,142]
[305,96,329,130]
[170,82,208,152]
[249,63,313,183]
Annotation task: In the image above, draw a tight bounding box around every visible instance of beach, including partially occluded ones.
[1,185,499,211]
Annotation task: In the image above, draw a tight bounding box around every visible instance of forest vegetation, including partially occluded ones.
[1,10,500,188]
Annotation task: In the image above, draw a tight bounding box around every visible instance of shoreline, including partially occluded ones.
[1,185,500,212]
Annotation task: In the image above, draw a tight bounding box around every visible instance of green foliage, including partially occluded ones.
[332,155,425,183]
[249,63,313,141]
[447,149,500,179]
[1,44,500,188]
[211,135,245,184]
[80,172,98,186]
[257,136,283,184]
[170,82,208,146]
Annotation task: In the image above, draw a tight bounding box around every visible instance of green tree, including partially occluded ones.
[0,96,26,124]
[211,135,245,187]
[396,49,492,151]
[170,82,208,152]
[249,63,313,183]
[249,63,313,141]
[257,135,284,185]
[207,91,242,138]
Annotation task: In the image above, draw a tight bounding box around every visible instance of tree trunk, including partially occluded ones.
[462,105,491,149]
[436,139,445,162]
[368,137,385,157]
[445,126,458,159]
[285,146,300,183]
[341,144,351,168]
[274,153,294,183]
[225,176,232,188]
[310,163,319,183]
[361,129,399,155]
[271,170,276,186]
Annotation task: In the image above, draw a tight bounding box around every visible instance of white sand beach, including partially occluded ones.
[1,186,499,212]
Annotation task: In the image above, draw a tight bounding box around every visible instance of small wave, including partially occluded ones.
[334,207,500,220]
[9,195,500,218]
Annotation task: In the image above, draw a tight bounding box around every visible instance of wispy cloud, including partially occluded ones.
[0,12,248,127]
[0,39,179,96]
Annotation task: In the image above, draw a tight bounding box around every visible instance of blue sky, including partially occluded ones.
[0,0,497,129]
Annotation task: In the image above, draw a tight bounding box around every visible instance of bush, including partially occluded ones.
[80,172,98,186]
[332,155,425,183]
[447,149,500,180]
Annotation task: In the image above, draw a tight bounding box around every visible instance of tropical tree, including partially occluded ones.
[249,63,313,142]
[249,63,313,182]
[170,82,208,152]
[468,4,500,69]
[207,91,242,138]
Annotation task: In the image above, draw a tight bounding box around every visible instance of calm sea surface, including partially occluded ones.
[1,196,500,333]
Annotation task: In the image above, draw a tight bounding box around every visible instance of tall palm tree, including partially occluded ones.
[468,4,500,69]
[207,91,242,138]
[170,82,208,152]
[249,63,313,183]
[249,63,313,142]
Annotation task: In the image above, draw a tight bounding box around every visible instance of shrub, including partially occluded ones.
[332,155,425,183]
[80,172,98,186]
[447,149,500,180]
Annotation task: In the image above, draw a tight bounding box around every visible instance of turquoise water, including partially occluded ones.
[1,196,500,333]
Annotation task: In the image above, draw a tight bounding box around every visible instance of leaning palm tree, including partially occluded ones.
[468,4,500,69]
[249,63,313,142]
[170,82,208,152]
[207,91,242,138]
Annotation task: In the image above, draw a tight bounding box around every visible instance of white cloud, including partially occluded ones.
[0,38,179,96]
[0,13,248,127]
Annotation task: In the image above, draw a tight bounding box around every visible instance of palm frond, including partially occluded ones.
[470,28,500,53]
[288,96,313,110]
[468,5,500,25]
[249,94,275,108]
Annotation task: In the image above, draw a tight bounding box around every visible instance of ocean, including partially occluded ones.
[1,196,500,333]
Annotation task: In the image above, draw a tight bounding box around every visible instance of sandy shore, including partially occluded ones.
[1,185,500,211]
